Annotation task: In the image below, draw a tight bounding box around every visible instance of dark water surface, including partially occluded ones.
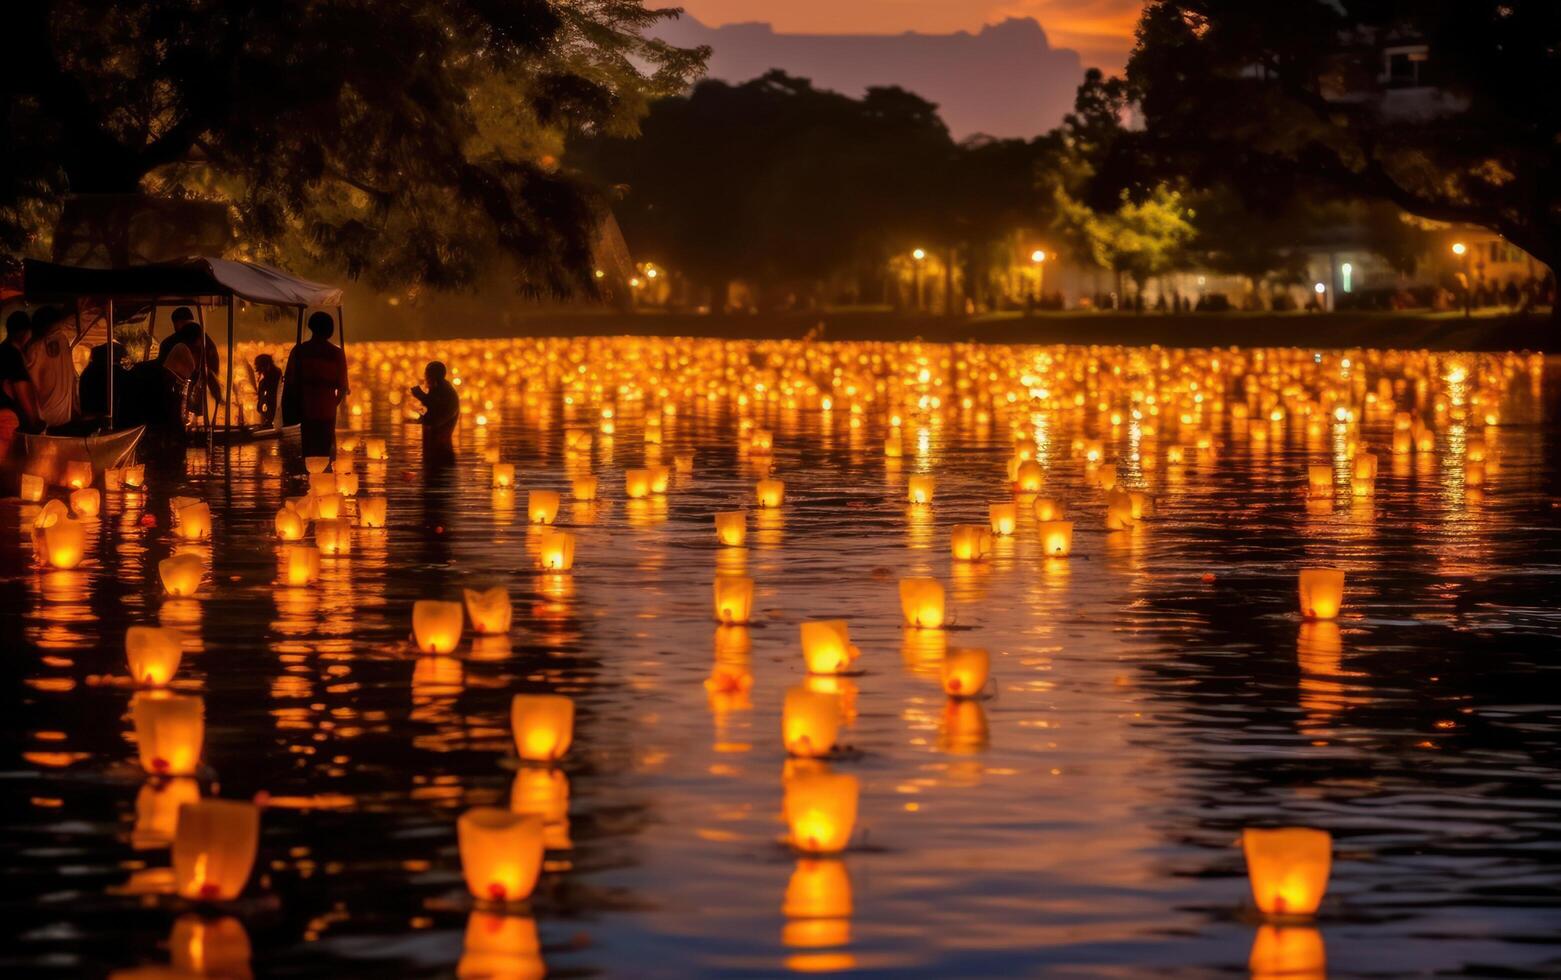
[3,341,1559,977]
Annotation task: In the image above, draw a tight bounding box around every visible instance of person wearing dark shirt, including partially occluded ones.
[254,353,282,429]
[80,341,131,420]
[156,307,222,414]
[281,312,350,457]
[1,310,38,461]
[410,360,459,462]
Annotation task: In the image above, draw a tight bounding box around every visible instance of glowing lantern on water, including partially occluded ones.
[564,428,591,452]
[133,693,204,776]
[63,460,93,489]
[170,915,252,977]
[304,455,331,474]
[281,545,320,586]
[649,465,671,493]
[907,475,935,505]
[1242,827,1332,917]
[572,475,598,501]
[1015,460,1044,493]
[784,770,858,854]
[365,438,388,460]
[1032,497,1063,521]
[309,472,337,497]
[315,492,343,520]
[126,626,182,686]
[1298,569,1344,620]
[715,510,747,547]
[274,506,306,541]
[941,647,990,697]
[1464,461,1485,486]
[950,524,991,561]
[159,553,205,596]
[42,516,86,568]
[800,620,858,675]
[783,686,840,758]
[459,808,545,904]
[1038,520,1074,557]
[750,428,774,453]
[412,599,464,653]
[173,799,259,901]
[1306,465,1333,495]
[988,502,1017,536]
[511,693,574,762]
[70,487,101,518]
[314,517,351,556]
[527,490,560,524]
[491,463,515,489]
[713,575,755,624]
[336,472,359,496]
[755,478,785,508]
[19,473,45,502]
[538,531,575,571]
[624,468,652,499]
[884,433,902,457]
[105,467,124,491]
[464,586,513,635]
[358,496,387,528]
[175,502,211,541]
[898,577,945,629]
[122,465,146,489]
[1352,453,1377,482]
[1105,492,1136,531]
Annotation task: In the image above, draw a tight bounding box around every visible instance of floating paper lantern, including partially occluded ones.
[133,693,204,775]
[884,433,903,458]
[800,620,858,675]
[365,438,388,460]
[274,506,306,541]
[1032,497,1063,522]
[492,463,515,489]
[412,599,464,653]
[104,467,124,491]
[122,465,146,489]
[988,502,1017,536]
[159,553,205,596]
[70,487,101,518]
[1038,520,1074,557]
[33,498,68,531]
[458,808,545,903]
[713,575,755,624]
[527,490,560,524]
[309,472,337,497]
[898,577,946,629]
[715,511,748,547]
[941,647,990,697]
[572,475,598,501]
[649,466,671,493]
[1464,461,1485,486]
[170,915,252,977]
[907,475,935,505]
[19,473,45,502]
[750,428,774,453]
[126,626,183,685]
[314,517,351,556]
[1128,491,1152,520]
[537,531,575,571]
[756,478,785,508]
[175,502,212,541]
[784,770,858,854]
[464,586,513,635]
[511,694,574,762]
[173,799,259,901]
[1166,445,1186,464]
[304,455,331,474]
[358,496,387,528]
[564,428,591,452]
[1298,569,1345,620]
[280,545,320,586]
[783,686,840,758]
[1105,491,1136,531]
[62,460,93,489]
[42,516,86,568]
[949,524,991,561]
[1352,453,1378,482]
[1015,460,1044,493]
[335,472,359,497]
[314,492,344,520]
[1242,827,1332,917]
[624,468,652,499]
[674,453,695,474]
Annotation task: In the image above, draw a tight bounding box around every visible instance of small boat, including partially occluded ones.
[22,426,146,485]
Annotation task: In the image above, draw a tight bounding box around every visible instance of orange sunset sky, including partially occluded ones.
[676,1,1146,73]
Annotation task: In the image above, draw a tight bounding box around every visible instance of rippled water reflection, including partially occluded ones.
[3,341,1559,977]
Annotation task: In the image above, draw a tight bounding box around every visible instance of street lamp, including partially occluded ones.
[1030,249,1047,310]
[1313,281,1327,312]
[912,248,927,312]
[1451,241,1470,317]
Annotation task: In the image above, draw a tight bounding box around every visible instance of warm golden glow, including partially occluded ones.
[800,620,858,675]
[458,807,545,903]
[464,586,513,635]
[1248,925,1326,980]
[314,517,351,556]
[715,510,748,547]
[527,490,560,524]
[358,496,388,528]
[713,575,755,625]
[274,506,307,541]
[42,516,86,569]
[70,487,101,518]
[280,544,320,586]
[1242,827,1332,917]
[126,626,183,686]
[783,685,840,758]
[756,478,785,508]
[491,463,516,488]
[173,799,260,901]
[1038,520,1074,557]
[511,693,575,762]
[941,647,990,697]
[572,475,598,501]
[907,475,935,505]
[784,769,858,854]
[949,524,992,561]
[625,468,652,498]
[159,553,205,596]
[412,599,465,653]
[898,577,946,629]
[538,530,576,571]
[988,502,1017,536]
[132,693,204,776]
[1298,568,1345,620]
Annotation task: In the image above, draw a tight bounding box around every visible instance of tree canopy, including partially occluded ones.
[0,0,704,294]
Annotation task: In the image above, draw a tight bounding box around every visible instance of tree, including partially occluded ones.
[0,0,703,294]
[1117,1,1559,311]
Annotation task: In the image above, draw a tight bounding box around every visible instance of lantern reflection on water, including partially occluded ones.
[783,686,840,758]
[1038,520,1074,557]
[800,620,858,675]
[170,915,253,978]
[784,769,858,854]
[464,586,513,635]
[1248,925,1326,980]
[126,626,183,685]
[715,511,747,547]
[941,647,990,697]
[511,693,574,762]
[281,545,320,586]
[1242,827,1332,917]
[713,575,755,625]
[132,776,199,850]
[173,799,260,901]
[783,859,852,949]
[412,599,465,653]
[898,577,946,629]
[132,693,204,776]
[458,912,544,980]
[1298,568,1345,620]
[527,490,560,524]
[458,808,545,903]
[159,553,205,596]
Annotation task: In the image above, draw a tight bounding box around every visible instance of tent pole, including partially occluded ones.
[106,299,115,431]
[225,296,235,440]
[197,305,213,457]
[296,307,304,346]
[337,305,346,349]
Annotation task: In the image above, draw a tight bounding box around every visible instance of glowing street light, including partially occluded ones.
[911,248,927,312]
[911,248,926,262]
[1030,249,1046,263]
[1030,249,1048,308]
[1452,241,1471,318]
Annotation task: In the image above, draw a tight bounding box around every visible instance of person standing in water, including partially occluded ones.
[281,312,350,458]
[410,360,459,462]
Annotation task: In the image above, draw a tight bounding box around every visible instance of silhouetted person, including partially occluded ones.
[1,311,39,462]
[157,307,222,415]
[254,353,282,428]
[80,340,131,421]
[281,312,350,457]
[24,306,78,427]
[410,360,459,462]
